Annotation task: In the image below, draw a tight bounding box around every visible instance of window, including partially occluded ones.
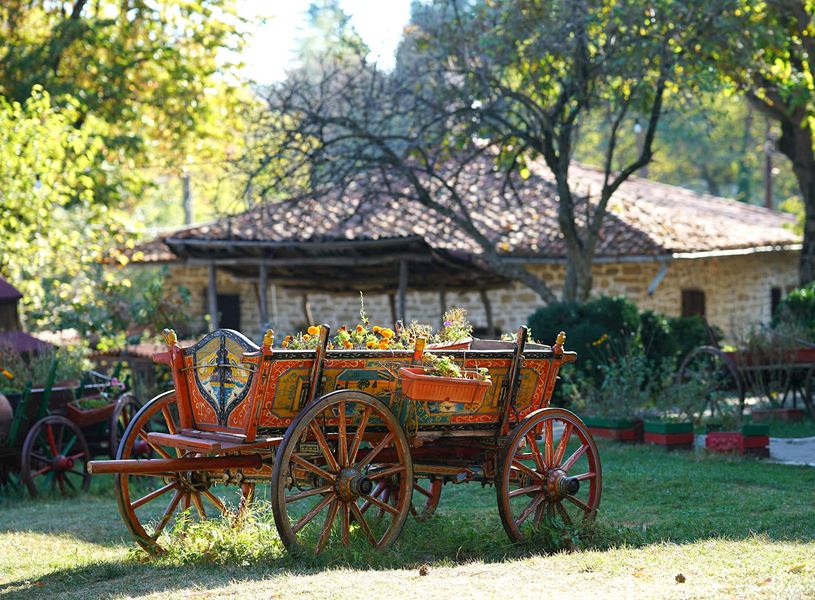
[771,287,782,317]
[216,294,241,330]
[681,289,705,318]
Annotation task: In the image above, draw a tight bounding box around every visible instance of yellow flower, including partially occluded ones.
[372,325,382,333]
[382,328,395,339]
[307,325,320,336]
[281,340,289,348]
[591,333,609,347]
[303,334,311,341]
[378,340,390,350]
[284,335,293,342]
[366,341,376,349]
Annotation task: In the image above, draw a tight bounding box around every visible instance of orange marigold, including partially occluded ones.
[356,324,364,333]
[372,325,382,334]
[281,340,289,348]
[307,325,320,336]
[378,340,389,350]
[366,341,376,349]
[381,328,395,339]
[303,334,311,341]
[343,341,353,349]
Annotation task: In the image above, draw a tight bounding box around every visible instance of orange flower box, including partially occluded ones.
[399,367,490,405]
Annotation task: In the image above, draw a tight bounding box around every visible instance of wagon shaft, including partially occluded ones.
[87,453,263,475]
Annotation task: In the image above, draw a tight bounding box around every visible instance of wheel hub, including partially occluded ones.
[335,467,372,501]
[545,468,579,499]
[178,470,210,493]
[53,454,74,471]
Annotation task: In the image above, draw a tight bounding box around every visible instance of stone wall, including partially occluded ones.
[162,250,799,342]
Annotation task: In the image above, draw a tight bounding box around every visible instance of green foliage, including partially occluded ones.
[0,345,90,394]
[773,281,815,335]
[35,267,198,352]
[528,296,640,373]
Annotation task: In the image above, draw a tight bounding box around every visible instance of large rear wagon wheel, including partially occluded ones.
[271,390,413,553]
[21,415,91,497]
[497,408,601,544]
[114,391,255,556]
[678,346,745,419]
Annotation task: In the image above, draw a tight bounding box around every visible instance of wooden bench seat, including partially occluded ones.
[146,430,282,454]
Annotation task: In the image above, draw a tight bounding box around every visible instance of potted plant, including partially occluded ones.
[642,379,699,451]
[399,355,491,406]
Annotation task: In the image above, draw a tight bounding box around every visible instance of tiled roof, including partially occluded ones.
[135,159,800,263]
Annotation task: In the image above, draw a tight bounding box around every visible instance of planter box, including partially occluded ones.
[584,417,643,443]
[704,423,723,434]
[751,408,805,423]
[399,368,490,405]
[65,401,115,428]
[706,431,769,457]
[741,424,770,437]
[644,421,694,450]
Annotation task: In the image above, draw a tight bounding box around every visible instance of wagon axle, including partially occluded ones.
[335,467,374,501]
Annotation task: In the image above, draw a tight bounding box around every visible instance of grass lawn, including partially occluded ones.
[1,441,814,599]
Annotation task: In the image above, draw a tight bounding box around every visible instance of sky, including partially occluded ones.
[238,0,413,83]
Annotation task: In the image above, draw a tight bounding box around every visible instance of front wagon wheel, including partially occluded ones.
[496,408,602,544]
[271,390,413,553]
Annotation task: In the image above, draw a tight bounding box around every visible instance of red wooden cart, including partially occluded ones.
[89,325,601,555]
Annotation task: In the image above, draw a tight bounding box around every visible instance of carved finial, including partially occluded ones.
[556,331,566,346]
[162,328,177,346]
[262,328,274,348]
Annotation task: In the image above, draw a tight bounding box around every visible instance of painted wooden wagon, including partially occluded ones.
[1,368,140,496]
[678,343,815,419]
[88,325,602,554]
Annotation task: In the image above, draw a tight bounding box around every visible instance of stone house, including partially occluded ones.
[132,160,801,342]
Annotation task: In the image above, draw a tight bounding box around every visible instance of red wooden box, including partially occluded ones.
[399,368,491,405]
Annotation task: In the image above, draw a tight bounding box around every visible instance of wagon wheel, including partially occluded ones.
[497,408,601,544]
[21,415,91,497]
[271,390,413,553]
[114,390,256,556]
[677,346,745,420]
[361,476,442,521]
[109,393,143,459]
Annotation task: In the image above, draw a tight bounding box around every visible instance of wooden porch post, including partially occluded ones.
[397,260,408,324]
[439,290,447,326]
[388,293,397,326]
[302,294,314,326]
[479,289,496,338]
[207,262,219,331]
[258,263,268,331]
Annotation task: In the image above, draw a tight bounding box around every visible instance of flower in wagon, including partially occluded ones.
[366,340,376,349]
[307,325,320,336]
[378,339,390,350]
[591,333,609,347]
[381,328,395,339]
[356,324,364,333]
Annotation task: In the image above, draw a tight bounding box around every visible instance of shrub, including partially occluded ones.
[774,281,815,335]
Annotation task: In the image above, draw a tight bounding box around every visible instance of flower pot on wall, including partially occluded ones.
[643,421,694,450]
[583,417,643,443]
[706,424,769,458]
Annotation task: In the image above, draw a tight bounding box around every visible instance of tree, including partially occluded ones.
[407,0,731,301]
[251,0,728,304]
[0,0,247,207]
[717,1,815,284]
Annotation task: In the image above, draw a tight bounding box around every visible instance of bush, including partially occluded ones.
[774,281,815,336]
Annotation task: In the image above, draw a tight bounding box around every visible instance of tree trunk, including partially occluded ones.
[773,114,815,285]
[563,252,593,303]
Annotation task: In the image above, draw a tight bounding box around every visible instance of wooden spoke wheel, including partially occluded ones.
[497,408,601,544]
[21,415,91,497]
[109,393,143,459]
[678,346,745,419]
[114,391,255,556]
[271,390,413,553]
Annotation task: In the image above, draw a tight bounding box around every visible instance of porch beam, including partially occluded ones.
[207,262,219,331]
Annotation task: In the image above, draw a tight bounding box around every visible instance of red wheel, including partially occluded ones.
[114,391,255,555]
[497,408,601,543]
[271,390,413,553]
[109,393,142,459]
[678,346,745,418]
[21,415,91,497]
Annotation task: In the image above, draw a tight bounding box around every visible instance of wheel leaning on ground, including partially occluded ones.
[113,390,255,556]
[496,407,602,543]
[271,390,413,553]
[21,415,91,497]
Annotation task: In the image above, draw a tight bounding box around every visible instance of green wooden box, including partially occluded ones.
[741,424,770,437]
